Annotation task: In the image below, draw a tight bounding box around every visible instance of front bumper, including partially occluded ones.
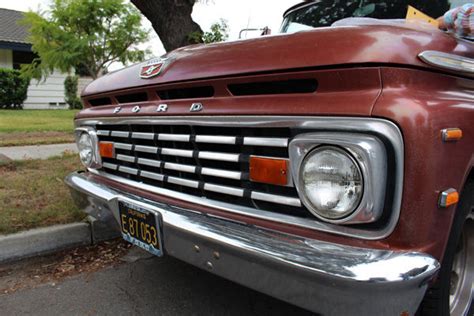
[66,171,439,315]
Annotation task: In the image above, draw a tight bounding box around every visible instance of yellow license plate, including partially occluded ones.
[119,201,163,256]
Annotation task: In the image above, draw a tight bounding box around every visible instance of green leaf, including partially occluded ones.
[353,3,376,17]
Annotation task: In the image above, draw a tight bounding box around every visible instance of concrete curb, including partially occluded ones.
[0,217,120,264]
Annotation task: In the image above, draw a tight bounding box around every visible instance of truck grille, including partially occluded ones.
[95,124,311,218]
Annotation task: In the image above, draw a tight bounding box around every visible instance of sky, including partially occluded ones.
[0,0,300,70]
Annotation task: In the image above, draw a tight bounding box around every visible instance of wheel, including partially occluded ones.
[449,218,474,315]
[418,180,474,316]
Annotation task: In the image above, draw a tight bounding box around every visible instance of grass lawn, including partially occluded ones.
[0,154,84,235]
[0,110,78,146]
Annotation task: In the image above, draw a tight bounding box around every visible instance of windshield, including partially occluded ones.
[280,0,450,33]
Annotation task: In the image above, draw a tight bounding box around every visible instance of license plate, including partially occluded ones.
[118,201,163,256]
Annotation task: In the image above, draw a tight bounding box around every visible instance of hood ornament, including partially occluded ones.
[140,57,170,79]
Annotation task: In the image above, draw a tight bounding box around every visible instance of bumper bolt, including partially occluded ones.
[213,251,220,260]
[194,245,200,253]
[206,261,213,270]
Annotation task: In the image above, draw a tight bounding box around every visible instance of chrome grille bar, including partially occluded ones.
[105,164,300,207]
[110,131,129,138]
[99,130,289,148]
[113,142,240,162]
[117,153,243,181]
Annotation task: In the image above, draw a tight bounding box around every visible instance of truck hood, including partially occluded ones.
[82,24,472,96]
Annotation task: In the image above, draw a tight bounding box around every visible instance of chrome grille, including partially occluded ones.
[95,124,310,218]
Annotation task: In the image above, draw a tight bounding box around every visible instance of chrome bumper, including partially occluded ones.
[66,171,439,315]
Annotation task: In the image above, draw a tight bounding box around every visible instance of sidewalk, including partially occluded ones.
[0,143,77,160]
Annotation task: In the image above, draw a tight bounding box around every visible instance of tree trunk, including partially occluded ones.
[131,0,203,52]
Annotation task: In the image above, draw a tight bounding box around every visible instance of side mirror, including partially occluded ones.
[239,26,272,39]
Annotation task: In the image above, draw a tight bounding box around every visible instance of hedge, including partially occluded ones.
[0,68,30,109]
[64,75,82,109]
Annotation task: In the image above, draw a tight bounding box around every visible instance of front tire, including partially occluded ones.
[419,181,474,316]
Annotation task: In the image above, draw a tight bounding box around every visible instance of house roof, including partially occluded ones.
[0,8,30,44]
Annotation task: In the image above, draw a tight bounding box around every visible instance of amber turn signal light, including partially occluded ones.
[439,188,459,208]
[99,141,115,158]
[442,128,462,142]
[249,156,289,186]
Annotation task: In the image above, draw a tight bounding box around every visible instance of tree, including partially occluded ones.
[131,0,203,52]
[190,19,229,44]
[22,0,149,79]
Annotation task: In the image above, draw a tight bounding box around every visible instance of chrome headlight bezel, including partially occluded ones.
[74,127,102,169]
[290,133,387,225]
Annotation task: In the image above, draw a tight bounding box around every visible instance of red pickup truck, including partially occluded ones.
[66,2,474,315]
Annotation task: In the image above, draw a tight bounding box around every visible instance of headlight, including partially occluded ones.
[75,127,101,169]
[300,146,363,220]
[77,132,93,167]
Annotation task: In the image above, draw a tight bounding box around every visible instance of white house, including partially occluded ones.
[0,8,70,109]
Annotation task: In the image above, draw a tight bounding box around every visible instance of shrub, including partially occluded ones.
[0,68,30,109]
[64,75,82,109]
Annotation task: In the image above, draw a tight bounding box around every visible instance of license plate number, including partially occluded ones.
[118,201,163,256]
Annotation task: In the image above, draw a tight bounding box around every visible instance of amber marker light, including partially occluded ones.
[99,141,115,158]
[249,156,289,186]
[442,128,462,142]
[439,188,459,208]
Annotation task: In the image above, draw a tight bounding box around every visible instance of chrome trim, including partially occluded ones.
[99,163,299,207]
[107,130,289,147]
[161,148,193,158]
[201,167,242,180]
[418,51,474,77]
[118,166,138,175]
[165,162,196,174]
[243,137,288,147]
[137,154,243,180]
[65,171,439,315]
[251,191,302,207]
[141,170,164,181]
[158,133,190,142]
[115,141,240,163]
[198,151,240,162]
[110,131,129,138]
[116,154,135,163]
[190,102,203,112]
[74,127,102,169]
[114,143,133,150]
[167,176,199,189]
[203,183,244,197]
[102,162,117,170]
[195,135,236,144]
[96,130,110,136]
[134,145,158,154]
[289,133,387,224]
[132,132,154,140]
[76,116,404,240]
[88,168,347,233]
[137,158,158,167]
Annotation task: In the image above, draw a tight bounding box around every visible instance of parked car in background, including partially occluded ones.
[67,1,473,315]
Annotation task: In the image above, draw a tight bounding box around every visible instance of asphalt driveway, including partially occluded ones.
[0,246,314,316]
